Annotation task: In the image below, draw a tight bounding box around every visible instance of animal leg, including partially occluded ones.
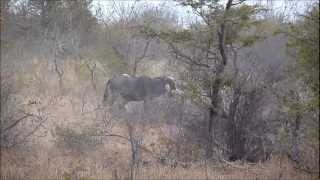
[143,98,152,121]
[116,96,126,111]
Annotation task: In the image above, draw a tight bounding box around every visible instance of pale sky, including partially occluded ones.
[91,0,315,24]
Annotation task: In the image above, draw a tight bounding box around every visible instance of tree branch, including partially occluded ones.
[168,42,210,68]
[2,114,31,132]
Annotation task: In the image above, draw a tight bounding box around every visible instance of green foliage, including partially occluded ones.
[179,0,222,11]
[228,4,264,24]
[177,2,265,47]
[284,6,320,171]
[226,4,266,46]
[288,4,319,106]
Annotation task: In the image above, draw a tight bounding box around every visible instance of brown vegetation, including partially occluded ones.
[1,0,318,180]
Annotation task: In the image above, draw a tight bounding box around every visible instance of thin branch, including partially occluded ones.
[2,114,31,132]
[103,133,130,141]
[137,39,151,62]
[231,0,247,6]
[168,42,210,68]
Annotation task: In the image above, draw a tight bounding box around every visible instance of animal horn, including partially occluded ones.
[166,77,176,90]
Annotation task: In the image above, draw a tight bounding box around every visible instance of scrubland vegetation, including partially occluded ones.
[1,0,319,180]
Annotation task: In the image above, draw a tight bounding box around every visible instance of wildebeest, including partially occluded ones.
[103,74,177,110]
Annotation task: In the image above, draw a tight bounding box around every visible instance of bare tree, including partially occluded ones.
[1,75,50,149]
[104,2,176,76]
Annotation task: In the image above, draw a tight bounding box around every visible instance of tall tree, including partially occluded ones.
[282,3,319,173]
[143,0,264,158]
[288,4,319,107]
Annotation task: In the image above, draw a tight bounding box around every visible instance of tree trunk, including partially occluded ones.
[227,87,242,161]
[132,60,138,76]
[206,0,233,158]
[207,78,221,158]
[291,113,301,162]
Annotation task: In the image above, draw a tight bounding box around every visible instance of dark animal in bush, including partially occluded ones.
[103,74,177,109]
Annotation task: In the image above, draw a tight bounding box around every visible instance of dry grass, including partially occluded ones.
[1,58,317,180]
[1,148,315,180]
